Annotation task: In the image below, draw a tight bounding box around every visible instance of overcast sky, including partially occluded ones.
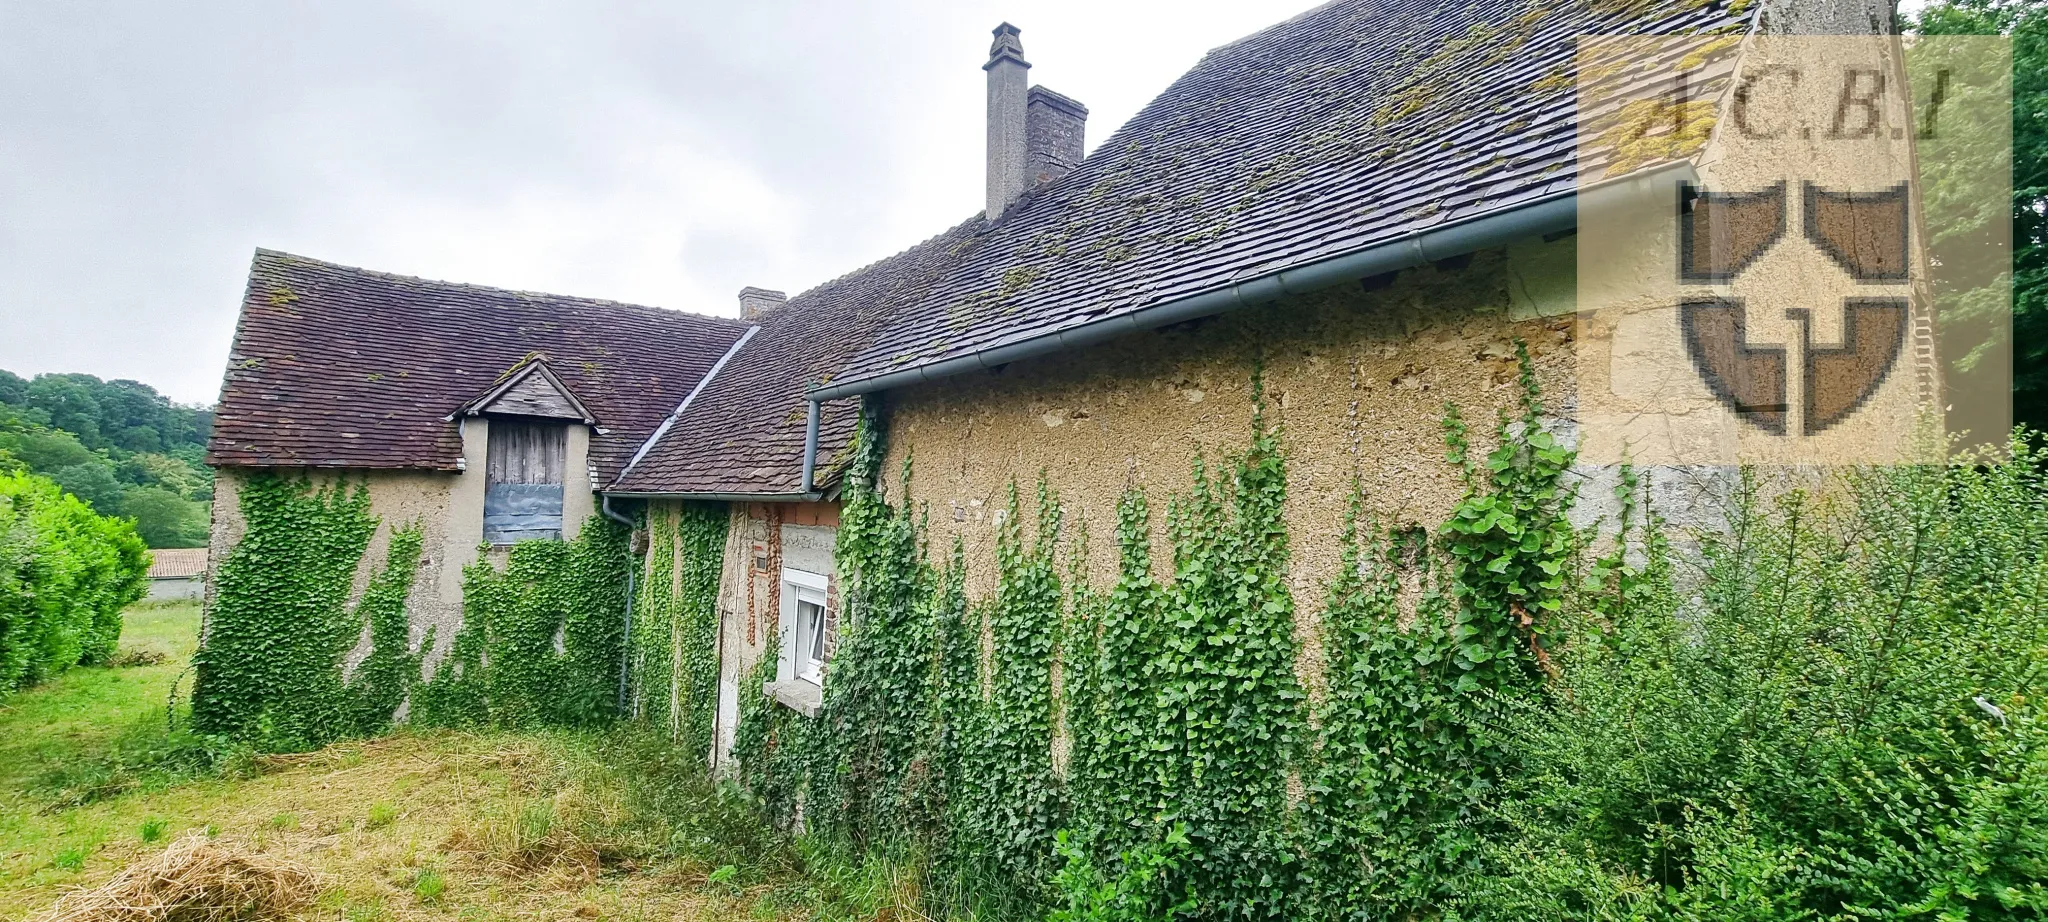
[0,2,1295,404]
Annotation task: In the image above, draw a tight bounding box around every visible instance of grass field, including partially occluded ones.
[0,603,925,922]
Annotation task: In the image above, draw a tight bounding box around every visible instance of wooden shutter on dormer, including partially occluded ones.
[484,420,567,543]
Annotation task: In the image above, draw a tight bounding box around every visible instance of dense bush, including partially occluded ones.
[0,470,149,696]
[1468,445,2048,919]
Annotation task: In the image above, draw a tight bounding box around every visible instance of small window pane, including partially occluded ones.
[803,600,826,662]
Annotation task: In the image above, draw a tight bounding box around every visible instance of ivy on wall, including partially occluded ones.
[634,507,678,729]
[344,527,425,736]
[195,472,647,748]
[411,516,633,729]
[627,501,727,755]
[731,352,1586,920]
[191,475,424,751]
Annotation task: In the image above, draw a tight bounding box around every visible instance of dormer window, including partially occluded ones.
[457,358,599,546]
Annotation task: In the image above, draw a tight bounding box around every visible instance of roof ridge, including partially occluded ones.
[1197,0,1351,59]
[784,216,984,306]
[249,248,751,330]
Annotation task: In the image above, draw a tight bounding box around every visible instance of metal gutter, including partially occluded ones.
[615,325,758,483]
[604,490,822,503]
[790,163,1691,494]
[804,162,1694,405]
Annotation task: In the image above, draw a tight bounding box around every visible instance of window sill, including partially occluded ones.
[764,679,822,718]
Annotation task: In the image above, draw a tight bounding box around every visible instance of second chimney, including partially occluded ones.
[1026,87,1087,188]
[738,286,786,320]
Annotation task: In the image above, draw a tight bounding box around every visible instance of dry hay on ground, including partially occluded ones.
[31,834,318,922]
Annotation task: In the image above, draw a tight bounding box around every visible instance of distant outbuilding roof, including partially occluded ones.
[147,548,208,580]
[208,250,749,480]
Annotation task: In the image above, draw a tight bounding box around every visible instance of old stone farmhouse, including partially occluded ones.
[209,0,1926,760]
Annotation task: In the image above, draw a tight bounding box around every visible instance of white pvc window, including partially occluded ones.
[780,568,829,686]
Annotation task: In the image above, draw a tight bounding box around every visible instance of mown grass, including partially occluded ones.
[0,602,939,922]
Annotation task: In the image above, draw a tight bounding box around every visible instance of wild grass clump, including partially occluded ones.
[36,727,254,810]
[30,834,318,922]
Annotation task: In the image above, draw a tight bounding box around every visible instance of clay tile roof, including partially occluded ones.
[612,0,1747,498]
[207,250,749,481]
[147,548,208,579]
[611,218,985,496]
[821,0,1750,391]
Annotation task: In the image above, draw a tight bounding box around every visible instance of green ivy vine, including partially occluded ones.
[730,345,1595,920]
[191,474,425,751]
[412,516,633,729]
[634,507,679,729]
[628,501,727,755]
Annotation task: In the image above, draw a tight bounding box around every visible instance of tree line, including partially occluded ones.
[0,369,213,549]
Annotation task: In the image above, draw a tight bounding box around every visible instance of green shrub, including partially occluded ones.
[0,470,148,695]
[1469,441,2048,919]
[1049,824,1197,922]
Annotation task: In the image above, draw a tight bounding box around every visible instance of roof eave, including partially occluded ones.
[807,159,1698,403]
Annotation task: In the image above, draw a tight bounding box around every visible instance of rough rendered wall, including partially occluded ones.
[877,236,1583,611]
[208,466,470,665]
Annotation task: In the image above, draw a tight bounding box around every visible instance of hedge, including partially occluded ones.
[0,470,150,696]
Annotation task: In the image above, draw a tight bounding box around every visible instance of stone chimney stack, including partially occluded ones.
[738,286,786,320]
[1758,0,1892,33]
[1025,87,1087,188]
[984,23,1031,222]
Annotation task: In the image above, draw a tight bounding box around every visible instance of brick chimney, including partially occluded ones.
[1026,86,1087,188]
[984,23,1031,222]
[738,286,786,320]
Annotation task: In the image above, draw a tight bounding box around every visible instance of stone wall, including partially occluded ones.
[206,416,601,668]
[207,465,471,666]
[875,235,1586,611]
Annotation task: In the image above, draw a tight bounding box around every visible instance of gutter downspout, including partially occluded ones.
[602,493,639,714]
[798,399,821,495]
[804,162,1692,404]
